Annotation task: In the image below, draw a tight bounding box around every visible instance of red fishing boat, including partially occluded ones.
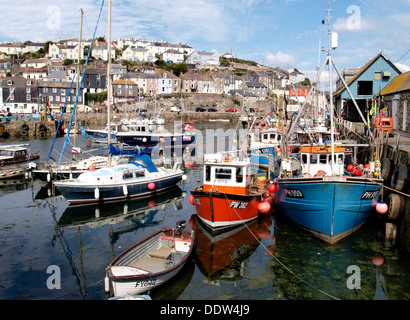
[190,151,271,230]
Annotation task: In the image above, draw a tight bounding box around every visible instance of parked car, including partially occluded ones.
[196,107,206,112]
[135,108,147,113]
[170,107,181,112]
[208,108,218,112]
[225,108,237,112]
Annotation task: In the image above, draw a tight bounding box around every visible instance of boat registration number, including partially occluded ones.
[361,190,379,200]
[283,188,304,198]
[135,279,156,288]
[229,201,248,209]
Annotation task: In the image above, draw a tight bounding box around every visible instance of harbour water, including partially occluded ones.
[1,122,410,300]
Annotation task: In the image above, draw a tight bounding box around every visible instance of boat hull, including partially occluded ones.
[85,129,116,143]
[107,228,194,296]
[277,176,382,244]
[55,173,182,204]
[116,133,195,148]
[190,189,263,229]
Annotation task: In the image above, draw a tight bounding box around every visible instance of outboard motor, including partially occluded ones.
[175,220,186,236]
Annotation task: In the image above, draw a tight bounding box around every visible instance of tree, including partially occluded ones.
[171,63,187,77]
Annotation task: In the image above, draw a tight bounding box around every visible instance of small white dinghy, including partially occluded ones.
[105,220,194,297]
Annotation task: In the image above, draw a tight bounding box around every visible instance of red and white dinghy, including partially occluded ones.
[105,221,194,297]
[190,151,271,230]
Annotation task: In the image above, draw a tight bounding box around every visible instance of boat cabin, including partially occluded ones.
[300,145,345,176]
[77,163,147,184]
[259,128,281,144]
[202,153,252,194]
[0,146,28,161]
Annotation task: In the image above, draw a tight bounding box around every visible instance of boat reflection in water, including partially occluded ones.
[192,214,264,284]
[56,186,185,232]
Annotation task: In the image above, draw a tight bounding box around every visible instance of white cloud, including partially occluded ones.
[395,62,410,73]
[265,51,296,68]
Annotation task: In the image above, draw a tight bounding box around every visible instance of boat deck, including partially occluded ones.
[131,245,175,273]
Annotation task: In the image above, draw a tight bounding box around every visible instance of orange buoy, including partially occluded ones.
[347,164,354,172]
[189,195,195,205]
[148,200,155,207]
[88,165,95,171]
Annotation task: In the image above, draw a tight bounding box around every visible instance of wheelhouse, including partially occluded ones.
[300,146,345,176]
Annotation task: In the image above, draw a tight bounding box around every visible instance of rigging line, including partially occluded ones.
[222,192,341,300]
[58,0,105,167]
[47,75,76,163]
[396,48,410,63]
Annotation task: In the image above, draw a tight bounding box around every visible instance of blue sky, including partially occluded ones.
[1,0,410,78]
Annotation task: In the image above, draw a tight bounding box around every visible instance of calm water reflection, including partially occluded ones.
[0,124,410,300]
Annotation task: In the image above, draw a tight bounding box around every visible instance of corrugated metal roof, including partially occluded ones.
[379,70,410,95]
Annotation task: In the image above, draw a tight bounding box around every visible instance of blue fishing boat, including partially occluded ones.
[276,145,382,244]
[275,3,383,244]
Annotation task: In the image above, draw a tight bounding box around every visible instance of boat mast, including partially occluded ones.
[73,9,83,161]
[107,0,112,148]
[326,0,335,176]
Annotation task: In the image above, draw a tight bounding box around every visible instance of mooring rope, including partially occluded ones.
[222,191,341,300]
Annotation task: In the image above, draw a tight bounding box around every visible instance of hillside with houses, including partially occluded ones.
[0,37,313,115]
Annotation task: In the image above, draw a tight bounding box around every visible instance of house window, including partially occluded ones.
[26,94,31,101]
[53,88,57,93]
[10,94,14,101]
[26,88,31,93]
[357,81,373,96]
[374,72,381,80]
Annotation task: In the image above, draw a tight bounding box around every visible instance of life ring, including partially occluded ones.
[259,122,269,131]
[391,163,408,192]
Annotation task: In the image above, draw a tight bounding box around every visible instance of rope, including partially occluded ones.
[221,192,341,300]
[58,0,105,167]
[365,177,410,198]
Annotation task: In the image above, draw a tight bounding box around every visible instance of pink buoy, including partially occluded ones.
[189,195,195,205]
[376,202,388,214]
[88,165,95,171]
[372,253,384,266]
[265,196,274,204]
[258,201,271,214]
[148,200,155,207]
[148,182,155,190]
